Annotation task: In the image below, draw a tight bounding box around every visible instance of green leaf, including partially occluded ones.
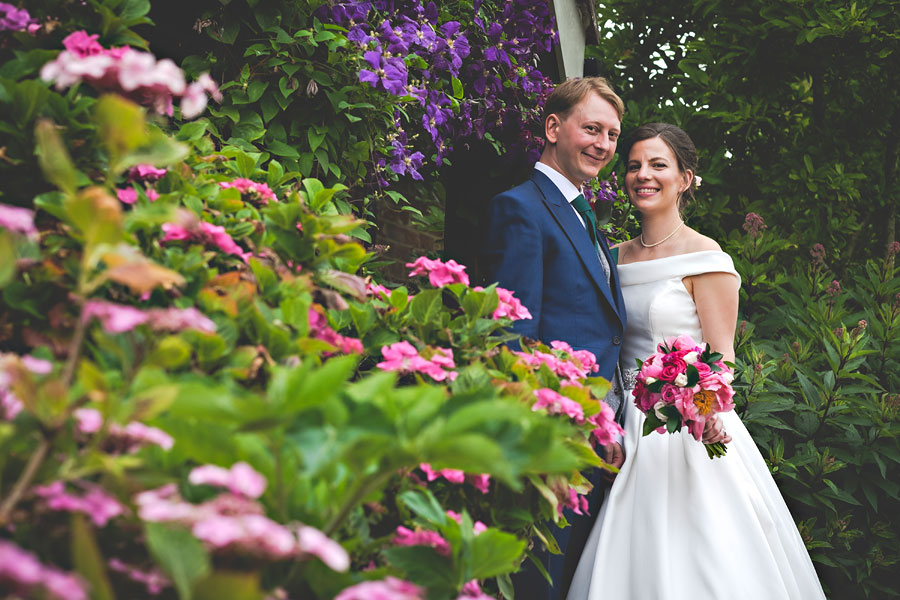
[308,128,326,152]
[451,76,464,99]
[410,289,442,325]
[398,489,448,526]
[382,546,456,595]
[70,514,115,600]
[469,529,527,580]
[193,571,262,600]
[145,523,211,600]
[35,119,78,195]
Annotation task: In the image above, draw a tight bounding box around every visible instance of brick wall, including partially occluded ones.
[372,198,443,282]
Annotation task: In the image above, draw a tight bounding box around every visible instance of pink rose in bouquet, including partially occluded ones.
[633,334,735,458]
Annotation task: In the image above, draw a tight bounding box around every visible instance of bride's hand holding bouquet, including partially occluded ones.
[632,334,735,458]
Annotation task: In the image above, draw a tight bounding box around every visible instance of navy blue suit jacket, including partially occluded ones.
[483,169,626,381]
[483,169,626,600]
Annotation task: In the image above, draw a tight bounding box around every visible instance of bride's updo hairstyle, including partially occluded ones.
[624,123,698,212]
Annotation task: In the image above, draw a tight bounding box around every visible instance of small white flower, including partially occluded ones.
[674,372,688,387]
[721,371,734,384]
[645,376,657,385]
[683,351,699,364]
[653,401,668,422]
[694,175,703,188]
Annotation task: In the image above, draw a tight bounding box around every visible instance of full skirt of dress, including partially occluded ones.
[567,252,826,600]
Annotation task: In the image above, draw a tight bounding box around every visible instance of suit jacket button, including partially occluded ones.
[613,336,621,345]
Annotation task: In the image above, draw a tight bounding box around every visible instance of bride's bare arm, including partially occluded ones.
[688,270,740,443]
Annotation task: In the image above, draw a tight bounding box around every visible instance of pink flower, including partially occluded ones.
[469,473,491,494]
[128,164,167,182]
[366,282,392,299]
[335,577,425,600]
[73,407,173,452]
[40,34,221,120]
[145,307,216,333]
[532,388,585,424]
[219,178,278,205]
[108,559,170,595]
[83,299,149,333]
[446,511,488,536]
[189,462,267,499]
[588,402,624,447]
[457,580,494,599]
[33,480,125,527]
[393,526,451,556]
[22,355,52,374]
[492,287,532,321]
[307,308,363,355]
[0,203,38,240]
[0,540,87,600]
[377,342,457,382]
[74,408,103,433]
[161,221,251,262]
[296,525,350,572]
[117,187,138,204]
[560,487,589,517]
[406,256,470,287]
[62,31,104,57]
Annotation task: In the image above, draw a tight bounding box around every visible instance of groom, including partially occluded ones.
[482,77,627,600]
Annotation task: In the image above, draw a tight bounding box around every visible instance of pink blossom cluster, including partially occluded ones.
[514,341,599,383]
[117,186,159,204]
[128,164,168,182]
[0,2,33,32]
[446,510,488,535]
[108,559,170,595]
[561,486,589,517]
[0,202,38,240]
[587,401,623,447]
[335,577,424,600]
[1,354,53,420]
[0,539,87,600]
[406,256,470,287]
[472,285,532,321]
[83,300,217,334]
[161,220,251,262]
[40,31,222,119]
[419,463,491,494]
[32,480,125,526]
[457,580,494,600]
[633,334,735,442]
[188,461,267,499]
[134,480,349,569]
[366,281,393,299]
[531,388,585,424]
[377,341,458,382]
[74,407,174,453]
[393,525,451,555]
[308,308,364,354]
[219,178,278,205]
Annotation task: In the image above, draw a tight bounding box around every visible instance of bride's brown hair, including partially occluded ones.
[624,123,699,211]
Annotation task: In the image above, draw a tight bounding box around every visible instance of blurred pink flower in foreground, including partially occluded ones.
[446,510,488,535]
[219,178,278,205]
[0,203,38,240]
[82,300,216,334]
[74,407,174,452]
[40,31,221,118]
[335,577,425,600]
[377,341,458,382]
[108,559,170,595]
[406,256,470,287]
[532,388,585,424]
[189,461,267,499]
[33,480,125,527]
[419,463,491,494]
[0,539,87,600]
[161,219,251,262]
[134,479,349,568]
[393,525,451,555]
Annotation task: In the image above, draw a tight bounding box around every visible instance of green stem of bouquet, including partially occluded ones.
[705,441,728,459]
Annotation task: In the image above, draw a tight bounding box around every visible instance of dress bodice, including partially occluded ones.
[617,251,741,370]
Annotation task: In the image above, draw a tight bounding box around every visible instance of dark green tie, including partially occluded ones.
[572,194,600,251]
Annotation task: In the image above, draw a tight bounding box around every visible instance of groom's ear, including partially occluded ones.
[545,113,561,144]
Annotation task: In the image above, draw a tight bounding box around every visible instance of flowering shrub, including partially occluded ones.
[0,5,622,599]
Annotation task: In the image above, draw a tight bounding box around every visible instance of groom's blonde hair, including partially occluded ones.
[542,77,625,124]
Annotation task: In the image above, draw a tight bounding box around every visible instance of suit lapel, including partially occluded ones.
[530,172,624,324]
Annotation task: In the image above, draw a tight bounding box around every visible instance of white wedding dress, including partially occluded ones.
[567,251,826,600]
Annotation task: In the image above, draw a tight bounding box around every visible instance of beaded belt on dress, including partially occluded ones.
[622,368,638,391]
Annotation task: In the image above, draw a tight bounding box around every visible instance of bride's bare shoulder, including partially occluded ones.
[612,238,637,262]
[683,228,722,252]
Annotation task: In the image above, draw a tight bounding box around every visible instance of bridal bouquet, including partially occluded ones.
[632,334,735,458]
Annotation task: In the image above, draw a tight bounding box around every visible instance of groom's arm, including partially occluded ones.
[482,192,543,341]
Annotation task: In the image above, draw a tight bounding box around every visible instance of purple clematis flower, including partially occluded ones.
[359,50,408,96]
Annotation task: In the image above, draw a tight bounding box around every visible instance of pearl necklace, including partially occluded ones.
[639,221,685,248]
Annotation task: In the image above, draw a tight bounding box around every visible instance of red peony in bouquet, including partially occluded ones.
[632,334,735,458]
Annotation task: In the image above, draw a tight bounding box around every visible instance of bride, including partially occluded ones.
[567,123,827,599]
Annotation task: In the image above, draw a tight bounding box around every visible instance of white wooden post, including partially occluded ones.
[551,0,600,79]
